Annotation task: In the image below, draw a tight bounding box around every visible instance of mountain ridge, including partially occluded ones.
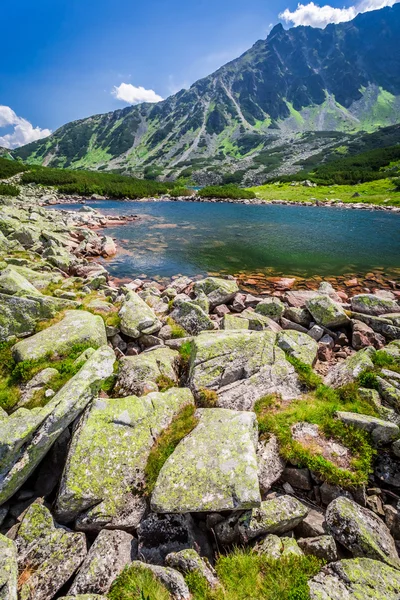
[13,4,400,185]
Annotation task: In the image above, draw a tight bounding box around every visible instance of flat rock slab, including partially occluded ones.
[151,408,261,513]
[12,310,107,362]
[324,348,375,388]
[350,294,400,316]
[336,411,399,445]
[189,330,302,411]
[309,558,400,600]
[0,534,17,600]
[68,529,136,596]
[114,347,180,396]
[15,503,87,600]
[119,291,162,338]
[56,388,194,530]
[326,496,400,569]
[0,345,115,505]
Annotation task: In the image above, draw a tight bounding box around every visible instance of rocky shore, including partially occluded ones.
[1,193,400,599]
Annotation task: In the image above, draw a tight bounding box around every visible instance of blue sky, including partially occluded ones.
[0,0,398,147]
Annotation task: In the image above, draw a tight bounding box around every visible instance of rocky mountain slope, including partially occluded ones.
[13,5,400,184]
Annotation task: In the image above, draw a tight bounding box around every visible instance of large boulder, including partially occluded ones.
[0,292,76,341]
[169,300,214,335]
[309,558,400,600]
[12,310,107,363]
[114,347,180,396]
[193,277,238,309]
[326,496,400,568]
[55,388,194,530]
[68,529,136,596]
[255,298,285,321]
[276,330,318,365]
[0,534,17,600]
[151,408,261,513]
[15,503,87,600]
[189,330,302,411]
[350,294,399,316]
[0,345,115,505]
[119,291,162,338]
[306,295,350,328]
[324,348,375,388]
[165,549,220,590]
[335,411,399,445]
[0,266,41,296]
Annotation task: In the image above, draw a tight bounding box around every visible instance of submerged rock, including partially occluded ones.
[0,345,115,505]
[189,330,302,411]
[309,558,400,600]
[326,496,400,568]
[15,503,87,600]
[151,408,261,513]
[55,388,194,530]
[12,310,107,363]
[114,347,180,396]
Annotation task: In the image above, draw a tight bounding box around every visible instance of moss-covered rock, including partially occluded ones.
[170,300,214,336]
[193,277,238,308]
[0,534,17,600]
[351,294,400,317]
[309,558,400,599]
[324,348,375,388]
[255,298,285,321]
[0,266,41,296]
[151,408,261,513]
[0,345,115,505]
[326,496,400,569]
[12,310,107,362]
[114,347,180,396]
[15,503,87,600]
[276,330,318,365]
[55,388,194,530]
[306,295,350,329]
[119,291,162,338]
[336,411,399,445]
[165,549,220,589]
[189,330,302,410]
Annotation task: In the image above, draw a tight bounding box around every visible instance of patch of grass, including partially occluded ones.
[144,404,198,494]
[255,381,377,487]
[373,349,400,371]
[167,317,189,339]
[357,370,380,390]
[287,355,322,390]
[179,340,193,366]
[0,183,20,197]
[108,565,171,600]
[197,388,218,408]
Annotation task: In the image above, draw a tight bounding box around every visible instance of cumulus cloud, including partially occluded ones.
[0,106,51,149]
[112,83,163,104]
[280,0,399,28]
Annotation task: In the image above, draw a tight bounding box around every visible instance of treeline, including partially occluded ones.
[0,156,28,179]
[20,166,176,199]
[0,183,20,197]
[265,144,400,186]
[198,184,255,200]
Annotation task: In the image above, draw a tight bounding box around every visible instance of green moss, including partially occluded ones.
[167,317,189,339]
[156,374,176,392]
[179,340,193,367]
[373,350,400,371]
[108,564,171,600]
[145,404,198,494]
[197,388,219,408]
[255,382,377,487]
[357,370,380,390]
[287,355,322,390]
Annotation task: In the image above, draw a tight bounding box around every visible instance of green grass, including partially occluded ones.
[0,156,27,179]
[166,317,189,339]
[255,386,376,487]
[0,183,20,196]
[155,375,177,392]
[372,349,400,371]
[197,388,219,408]
[108,550,323,600]
[108,565,171,600]
[286,356,322,390]
[248,178,400,206]
[144,404,198,494]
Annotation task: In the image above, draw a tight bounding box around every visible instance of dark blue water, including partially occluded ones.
[53,201,400,281]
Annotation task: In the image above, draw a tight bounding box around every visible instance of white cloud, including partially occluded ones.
[112,83,163,104]
[279,0,399,28]
[0,106,51,149]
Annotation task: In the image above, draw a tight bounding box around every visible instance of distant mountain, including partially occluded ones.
[13,4,400,185]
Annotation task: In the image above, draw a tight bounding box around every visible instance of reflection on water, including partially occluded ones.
[52,201,400,282]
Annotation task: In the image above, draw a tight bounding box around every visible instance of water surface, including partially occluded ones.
[54,200,400,282]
